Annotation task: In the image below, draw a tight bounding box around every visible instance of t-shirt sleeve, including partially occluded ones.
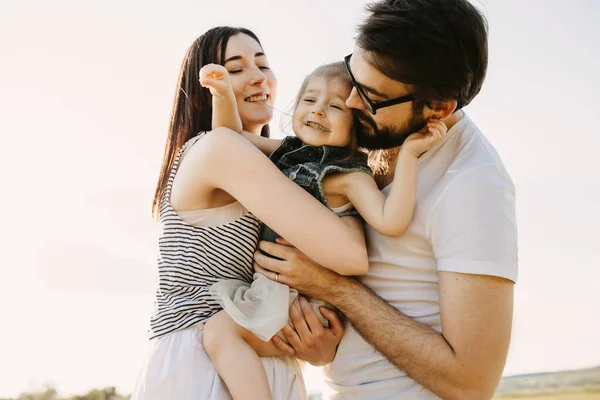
[430,167,518,282]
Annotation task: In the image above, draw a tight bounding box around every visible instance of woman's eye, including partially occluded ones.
[228,69,242,74]
[258,66,270,70]
[303,98,315,103]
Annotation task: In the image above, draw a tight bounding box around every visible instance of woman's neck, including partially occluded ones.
[243,124,264,136]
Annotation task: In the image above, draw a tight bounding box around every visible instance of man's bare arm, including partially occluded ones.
[329,273,513,400]
[255,242,514,400]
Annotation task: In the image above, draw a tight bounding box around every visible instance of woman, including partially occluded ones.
[131,26,364,399]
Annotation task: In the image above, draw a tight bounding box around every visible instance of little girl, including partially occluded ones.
[199,61,447,399]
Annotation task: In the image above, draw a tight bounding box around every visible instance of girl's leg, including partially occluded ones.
[203,311,284,400]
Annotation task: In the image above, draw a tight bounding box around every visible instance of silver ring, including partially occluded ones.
[275,273,279,283]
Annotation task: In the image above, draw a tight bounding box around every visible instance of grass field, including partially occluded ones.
[494,385,600,400]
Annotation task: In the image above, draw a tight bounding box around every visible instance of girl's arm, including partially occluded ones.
[199,64,243,133]
[183,127,369,275]
[240,132,282,156]
[200,65,281,156]
[342,120,447,237]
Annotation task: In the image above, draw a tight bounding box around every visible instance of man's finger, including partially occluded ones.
[259,240,293,260]
[290,300,313,346]
[253,252,284,273]
[299,297,325,337]
[321,307,344,338]
[275,237,294,247]
[281,324,303,350]
[254,264,279,283]
[271,335,295,356]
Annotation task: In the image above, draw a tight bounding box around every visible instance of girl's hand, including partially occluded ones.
[402,119,447,158]
[199,64,235,99]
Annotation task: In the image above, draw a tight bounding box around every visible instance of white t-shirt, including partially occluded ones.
[324,114,518,399]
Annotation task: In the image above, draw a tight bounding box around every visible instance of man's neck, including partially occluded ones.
[378,110,464,188]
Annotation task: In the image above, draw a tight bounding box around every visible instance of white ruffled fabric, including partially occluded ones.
[131,323,307,400]
[209,273,298,341]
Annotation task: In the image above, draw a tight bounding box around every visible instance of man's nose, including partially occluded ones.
[346,87,365,110]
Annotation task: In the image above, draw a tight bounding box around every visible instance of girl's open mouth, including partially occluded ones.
[304,119,331,132]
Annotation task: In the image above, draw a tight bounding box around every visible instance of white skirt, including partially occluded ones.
[131,323,307,400]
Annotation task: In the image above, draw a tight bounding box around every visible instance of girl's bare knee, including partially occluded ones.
[203,311,232,356]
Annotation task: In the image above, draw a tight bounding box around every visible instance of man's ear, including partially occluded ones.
[427,100,458,121]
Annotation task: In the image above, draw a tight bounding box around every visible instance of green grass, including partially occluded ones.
[494,385,600,400]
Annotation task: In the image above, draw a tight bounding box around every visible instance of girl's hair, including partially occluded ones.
[292,62,360,153]
[152,27,269,219]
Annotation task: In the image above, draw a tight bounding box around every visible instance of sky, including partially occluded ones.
[0,0,599,397]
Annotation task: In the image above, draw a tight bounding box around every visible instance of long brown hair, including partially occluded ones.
[152,27,269,219]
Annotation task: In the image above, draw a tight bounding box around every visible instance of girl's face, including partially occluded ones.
[292,76,354,148]
[223,34,277,134]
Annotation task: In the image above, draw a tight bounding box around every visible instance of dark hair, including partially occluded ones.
[357,0,488,110]
[152,26,269,218]
[292,62,360,153]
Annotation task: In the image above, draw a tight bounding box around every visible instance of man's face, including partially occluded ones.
[345,46,427,150]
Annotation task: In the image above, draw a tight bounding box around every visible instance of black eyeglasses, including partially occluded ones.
[344,54,415,115]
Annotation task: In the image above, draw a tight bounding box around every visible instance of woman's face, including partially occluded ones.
[222,34,277,135]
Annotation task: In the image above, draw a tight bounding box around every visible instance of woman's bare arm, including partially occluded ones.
[181,127,368,275]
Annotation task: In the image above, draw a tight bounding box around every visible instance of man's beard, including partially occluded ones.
[354,107,426,150]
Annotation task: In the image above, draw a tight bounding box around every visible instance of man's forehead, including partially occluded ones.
[351,45,410,93]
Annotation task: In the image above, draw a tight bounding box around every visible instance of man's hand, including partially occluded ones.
[253,238,347,300]
[270,297,344,366]
[254,238,348,365]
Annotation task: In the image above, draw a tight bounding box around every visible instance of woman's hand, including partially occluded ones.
[402,119,447,157]
[199,64,235,99]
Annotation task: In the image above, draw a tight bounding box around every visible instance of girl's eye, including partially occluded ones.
[330,104,343,110]
[258,66,270,70]
[228,69,242,74]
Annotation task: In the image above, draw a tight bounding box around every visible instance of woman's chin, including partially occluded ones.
[241,110,273,129]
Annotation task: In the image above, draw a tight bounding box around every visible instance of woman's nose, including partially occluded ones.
[249,68,267,85]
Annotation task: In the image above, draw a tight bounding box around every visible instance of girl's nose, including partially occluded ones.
[311,106,325,117]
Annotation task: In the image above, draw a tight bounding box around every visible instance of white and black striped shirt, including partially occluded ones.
[149,135,261,339]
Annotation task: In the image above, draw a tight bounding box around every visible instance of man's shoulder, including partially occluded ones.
[445,115,512,184]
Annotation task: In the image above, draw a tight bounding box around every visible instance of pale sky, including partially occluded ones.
[0,0,599,397]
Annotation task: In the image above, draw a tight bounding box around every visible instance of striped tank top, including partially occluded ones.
[149,134,262,339]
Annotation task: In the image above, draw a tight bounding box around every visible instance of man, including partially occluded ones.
[254,0,518,398]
